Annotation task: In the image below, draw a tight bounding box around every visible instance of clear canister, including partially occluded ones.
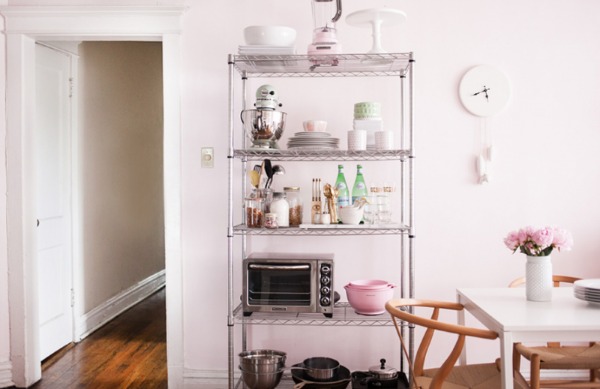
[245,197,264,228]
[270,192,290,227]
[284,186,303,226]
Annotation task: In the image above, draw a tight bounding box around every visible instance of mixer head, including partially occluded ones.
[254,84,281,110]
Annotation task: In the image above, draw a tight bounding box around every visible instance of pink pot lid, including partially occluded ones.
[347,279,395,289]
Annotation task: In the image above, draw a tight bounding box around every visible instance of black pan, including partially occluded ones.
[291,363,351,389]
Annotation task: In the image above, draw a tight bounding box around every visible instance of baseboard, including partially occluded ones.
[183,369,234,389]
[0,360,14,388]
[75,270,166,340]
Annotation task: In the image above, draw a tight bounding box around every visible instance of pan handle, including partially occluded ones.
[293,382,306,389]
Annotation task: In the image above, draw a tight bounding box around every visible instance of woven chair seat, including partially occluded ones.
[419,362,527,389]
[515,343,600,370]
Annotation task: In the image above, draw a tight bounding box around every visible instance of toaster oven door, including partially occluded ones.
[246,263,312,306]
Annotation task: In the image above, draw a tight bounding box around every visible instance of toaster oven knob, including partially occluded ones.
[320,286,330,295]
[320,276,331,286]
[320,265,331,275]
[320,296,331,306]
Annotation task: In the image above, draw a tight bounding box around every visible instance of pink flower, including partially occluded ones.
[532,227,554,249]
[503,230,520,251]
[552,228,573,251]
[505,226,573,257]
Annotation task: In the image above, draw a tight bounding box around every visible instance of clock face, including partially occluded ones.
[459,65,511,117]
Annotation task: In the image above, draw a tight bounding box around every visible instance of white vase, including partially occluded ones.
[525,255,553,302]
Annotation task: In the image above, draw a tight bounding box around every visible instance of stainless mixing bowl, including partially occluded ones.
[241,109,286,149]
[239,350,286,389]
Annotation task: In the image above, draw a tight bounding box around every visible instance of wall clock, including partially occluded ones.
[459,65,511,117]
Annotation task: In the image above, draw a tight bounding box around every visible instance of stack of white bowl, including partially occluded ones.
[240,26,297,55]
[344,279,396,315]
[353,102,383,150]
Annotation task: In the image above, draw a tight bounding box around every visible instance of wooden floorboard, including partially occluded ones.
[30,287,167,389]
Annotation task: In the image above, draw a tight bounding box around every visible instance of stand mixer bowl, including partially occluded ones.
[241,109,286,149]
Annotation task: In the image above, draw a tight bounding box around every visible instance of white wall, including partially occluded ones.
[180,0,600,381]
[78,41,165,312]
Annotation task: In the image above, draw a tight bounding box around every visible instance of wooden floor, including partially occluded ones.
[30,288,167,389]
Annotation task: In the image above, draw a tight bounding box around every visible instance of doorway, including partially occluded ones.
[3,7,185,388]
[35,40,166,363]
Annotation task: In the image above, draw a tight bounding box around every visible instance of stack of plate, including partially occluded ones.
[287,132,339,150]
[238,46,296,55]
[573,279,600,305]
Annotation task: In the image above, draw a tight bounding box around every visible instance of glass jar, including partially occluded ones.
[284,186,303,226]
[253,188,273,213]
[245,197,264,228]
[264,213,278,229]
[270,192,289,227]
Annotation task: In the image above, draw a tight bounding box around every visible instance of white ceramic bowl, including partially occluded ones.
[244,26,297,47]
[344,284,395,315]
[303,120,327,132]
[338,205,364,225]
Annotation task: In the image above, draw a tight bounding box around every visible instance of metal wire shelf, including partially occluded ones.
[233,224,408,236]
[233,302,394,326]
[232,53,413,78]
[233,149,410,162]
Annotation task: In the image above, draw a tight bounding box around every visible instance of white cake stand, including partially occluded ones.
[346,8,407,54]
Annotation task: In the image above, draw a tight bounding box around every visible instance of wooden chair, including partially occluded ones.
[386,298,527,389]
[509,275,600,389]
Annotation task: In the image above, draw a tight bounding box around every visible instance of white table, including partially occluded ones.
[457,287,600,389]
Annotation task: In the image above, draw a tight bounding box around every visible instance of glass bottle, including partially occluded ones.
[334,164,350,208]
[284,187,303,226]
[351,164,368,205]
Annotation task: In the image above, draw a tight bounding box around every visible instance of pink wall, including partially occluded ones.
[180,0,600,378]
[1,0,597,385]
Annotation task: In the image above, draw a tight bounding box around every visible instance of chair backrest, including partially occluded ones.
[385,299,498,389]
[508,275,581,288]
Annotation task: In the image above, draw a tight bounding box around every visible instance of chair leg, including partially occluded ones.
[530,353,541,389]
[513,343,521,373]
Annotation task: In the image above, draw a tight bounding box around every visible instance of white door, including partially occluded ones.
[35,44,74,361]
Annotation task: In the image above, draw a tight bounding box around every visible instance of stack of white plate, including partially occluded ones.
[287,132,339,150]
[238,46,296,55]
[573,279,600,305]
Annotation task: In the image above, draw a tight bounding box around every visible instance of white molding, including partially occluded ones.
[75,270,165,341]
[2,6,184,388]
[0,6,186,38]
[0,360,13,388]
[183,369,233,389]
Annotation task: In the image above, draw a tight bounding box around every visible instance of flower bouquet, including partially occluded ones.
[504,226,573,301]
[504,226,573,257]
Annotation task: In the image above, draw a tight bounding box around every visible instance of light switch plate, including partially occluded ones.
[201,147,214,168]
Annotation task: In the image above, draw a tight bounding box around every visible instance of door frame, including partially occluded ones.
[1,6,185,387]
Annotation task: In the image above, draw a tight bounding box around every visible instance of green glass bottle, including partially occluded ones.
[334,164,350,209]
[352,164,368,205]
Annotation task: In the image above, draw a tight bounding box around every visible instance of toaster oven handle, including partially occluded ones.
[248,264,311,271]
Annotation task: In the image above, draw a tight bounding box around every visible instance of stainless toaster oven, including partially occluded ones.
[242,252,335,317]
